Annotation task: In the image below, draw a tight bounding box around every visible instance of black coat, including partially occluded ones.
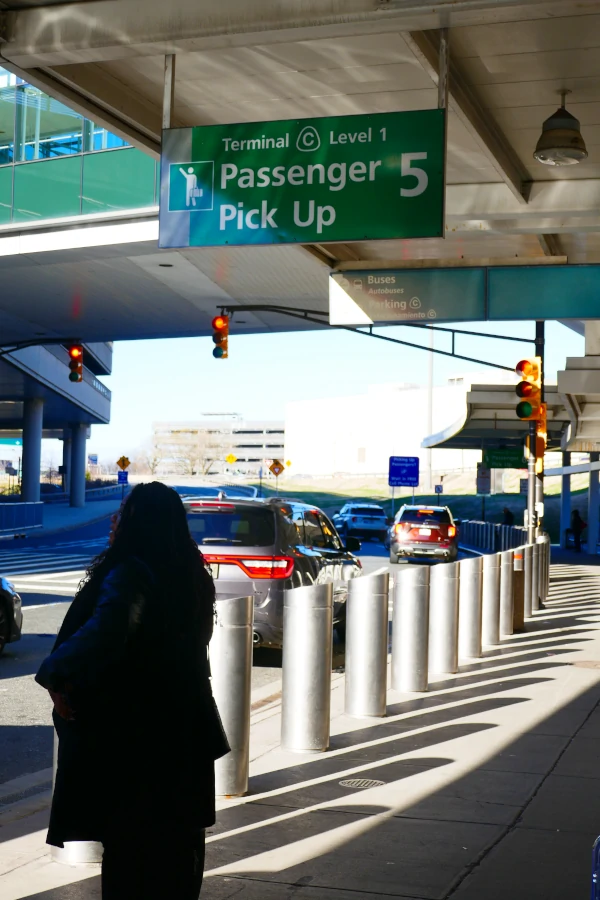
[36,559,228,848]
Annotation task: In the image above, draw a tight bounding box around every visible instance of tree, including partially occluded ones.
[158,428,229,476]
[134,440,164,476]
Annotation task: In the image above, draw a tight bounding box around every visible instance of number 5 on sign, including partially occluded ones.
[400,153,428,198]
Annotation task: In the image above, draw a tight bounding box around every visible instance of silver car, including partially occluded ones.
[332,503,389,543]
[184,498,361,648]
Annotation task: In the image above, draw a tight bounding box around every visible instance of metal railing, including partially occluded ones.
[0,501,43,533]
[459,519,527,552]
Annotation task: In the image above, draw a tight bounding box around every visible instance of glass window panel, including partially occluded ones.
[82,148,155,214]
[13,156,82,222]
[14,85,82,162]
[0,167,12,224]
[0,69,16,165]
[83,120,129,152]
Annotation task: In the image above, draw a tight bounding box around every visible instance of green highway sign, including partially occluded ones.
[483,448,527,469]
[159,110,445,248]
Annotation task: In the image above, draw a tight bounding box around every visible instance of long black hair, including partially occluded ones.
[84,482,215,642]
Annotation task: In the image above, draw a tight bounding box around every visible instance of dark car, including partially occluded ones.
[0,576,23,654]
[184,497,362,648]
[388,504,459,564]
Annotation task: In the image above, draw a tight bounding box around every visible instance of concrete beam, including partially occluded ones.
[538,234,564,257]
[0,0,570,66]
[406,29,529,203]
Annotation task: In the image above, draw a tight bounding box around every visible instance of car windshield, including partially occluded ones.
[186,507,276,546]
[400,508,451,525]
[350,507,386,517]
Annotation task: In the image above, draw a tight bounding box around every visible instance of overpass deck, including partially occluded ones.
[2,550,600,899]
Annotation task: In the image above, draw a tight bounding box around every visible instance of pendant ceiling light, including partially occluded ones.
[533,90,588,166]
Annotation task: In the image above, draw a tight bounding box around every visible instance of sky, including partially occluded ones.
[73,318,585,465]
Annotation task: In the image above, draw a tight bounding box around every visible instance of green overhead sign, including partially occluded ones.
[483,448,527,469]
[159,110,445,248]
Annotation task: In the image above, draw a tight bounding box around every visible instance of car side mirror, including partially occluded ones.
[345,536,361,552]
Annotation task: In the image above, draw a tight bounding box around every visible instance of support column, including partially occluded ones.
[61,429,72,494]
[587,452,599,556]
[560,451,571,549]
[21,398,43,503]
[70,424,87,508]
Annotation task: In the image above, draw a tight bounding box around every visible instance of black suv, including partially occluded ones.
[184,497,362,648]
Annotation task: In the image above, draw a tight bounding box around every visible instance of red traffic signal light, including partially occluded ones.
[67,344,83,383]
[212,314,229,359]
[515,357,542,420]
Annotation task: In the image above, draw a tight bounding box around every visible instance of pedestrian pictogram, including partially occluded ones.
[270,460,284,477]
[116,456,130,471]
[225,453,237,465]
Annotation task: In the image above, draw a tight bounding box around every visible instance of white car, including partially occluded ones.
[332,503,389,543]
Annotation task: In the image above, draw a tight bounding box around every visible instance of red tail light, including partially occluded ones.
[447,525,456,538]
[203,554,294,579]
[188,501,235,509]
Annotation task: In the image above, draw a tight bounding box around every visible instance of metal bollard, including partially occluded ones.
[212,595,253,797]
[531,542,540,612]
[482,552,501,646]
[345,570,389,717]
[282,583,333,752]
[51,732,103,865]
[499,549,514,637]
[392,564,430,693]
[429,561,460,675]
[458,555,483,659]
[513,547,525,631]
[523,543,533,618]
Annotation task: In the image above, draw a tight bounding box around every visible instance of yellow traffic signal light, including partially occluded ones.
[67,344,83,382]
[525,403,547,473]
[515,357,542,420]
[212,315,229,359]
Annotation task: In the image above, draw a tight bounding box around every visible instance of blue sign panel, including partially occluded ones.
[331,268,485,325]
[117,470,128,485]
[389,456,419,487]
[435,484,444,494]
[489,265,600,320]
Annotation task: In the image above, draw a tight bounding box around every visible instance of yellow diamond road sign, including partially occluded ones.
[116,456,130,470]
[225,453,237,465]
[270,459,284,477]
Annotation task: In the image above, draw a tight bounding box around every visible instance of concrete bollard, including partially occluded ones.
[531,542,540,612]
[429,561,460,675]
[523,543,533,618]
[458,555,483,659]
[513,547,525,631]
[345,570,389,717]
[212,595,254,797]
[282,583,333,752]
[499,549,515,637]
[51,732,103,865]
[392,564,430,692]
[482,552,501,646]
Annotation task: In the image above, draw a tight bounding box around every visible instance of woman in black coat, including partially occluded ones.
[36,482,228,899]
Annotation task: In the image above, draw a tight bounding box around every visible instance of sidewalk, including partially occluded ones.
[3,555,600,898]
[24,498,121,538]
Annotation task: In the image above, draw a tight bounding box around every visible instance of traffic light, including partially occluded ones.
[212,315,229,359]
[67,344,83,382]
[525,402,547,473]
[515,357,542,420]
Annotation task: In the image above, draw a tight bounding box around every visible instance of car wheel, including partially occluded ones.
[0,601,9,655]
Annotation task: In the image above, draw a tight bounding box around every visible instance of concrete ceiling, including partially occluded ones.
[0,1,599,341]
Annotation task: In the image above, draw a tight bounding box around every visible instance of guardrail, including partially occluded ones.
[459,519,527,552]
[52,535,552,866]
[42,484,128,504]
[0,501,43,533]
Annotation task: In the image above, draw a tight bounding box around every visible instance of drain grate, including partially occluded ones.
[339,778,385,790]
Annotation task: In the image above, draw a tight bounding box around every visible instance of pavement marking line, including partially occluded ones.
[0,769,53,804]
[23,601,71,610]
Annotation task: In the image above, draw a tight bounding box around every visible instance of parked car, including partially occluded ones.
[332,503,389,542]
[0,577,23,654]
[184,498,362,648]
[388,505,459,564]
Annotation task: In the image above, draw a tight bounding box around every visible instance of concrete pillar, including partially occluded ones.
[70,423,87,508]
[560,451,571,549]
[21,398,43,503]
[61,430,72,493]
[587,452,600,556]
